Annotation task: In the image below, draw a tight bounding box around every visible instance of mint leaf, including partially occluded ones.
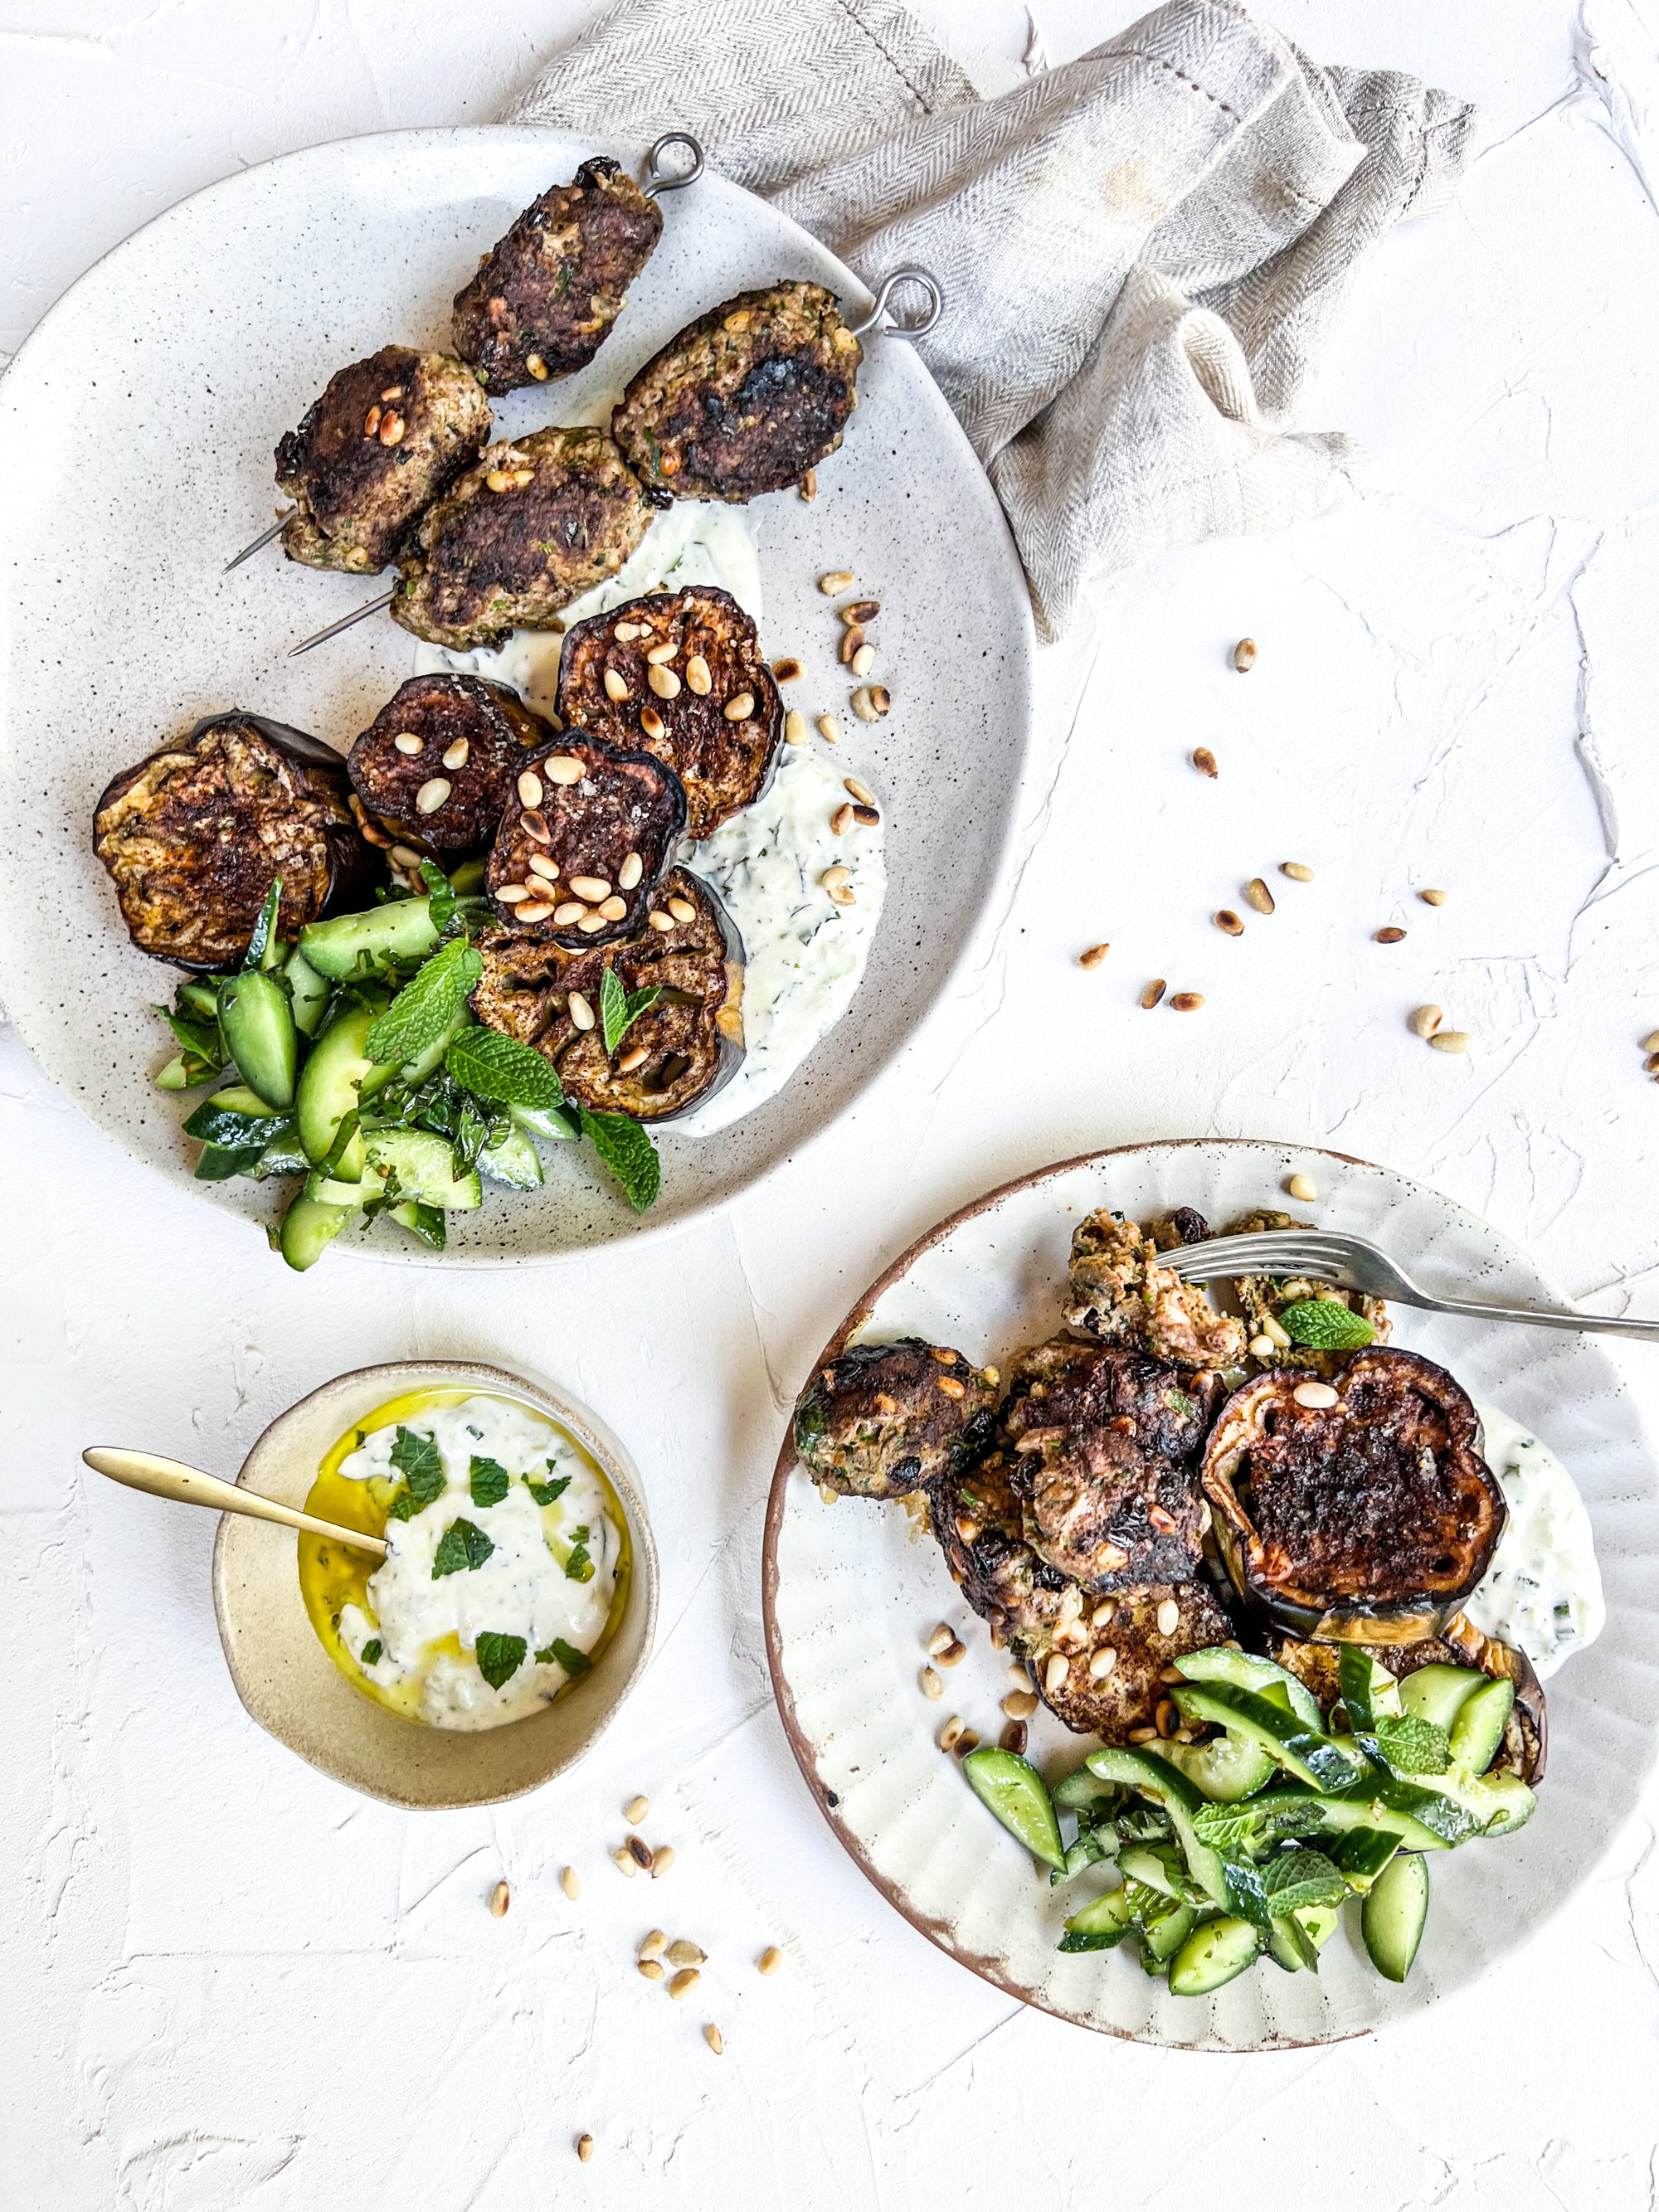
[432,1518,494,1578]
[600,965,663,1056]
[1259,1848,1349,1915]
[469,1455,510,1509]
[565,1532,594,1582]
[579,1106,660,1213]
[527,1470,571,1506]
[1369,1714,1452,1777]
[419,858,457,937]
[474,1630,528,1689]
[366,934,483,1067]
[1191,1804,1265,1853]
[360,1638,382,1666]
[1278,1300,1375,1352]
[445,1026,566,1110]
[243,877,283,970]
[535,1637,593,1675]
[390,1427,446,1505]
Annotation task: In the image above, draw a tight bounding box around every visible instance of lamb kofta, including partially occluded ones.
[556,586,783,837]
[1224,1208,1390,1375]
[452,158,664,395]
[1201,1348,1507,1641]
[471,866,744,1121]
[392,425,653,652]
[611,280,863,503]
[95,712,370,970]
[485,733,687,946]
[1064,1208,1247,1372]
[347,674,550,851]
[274,346,492,573]
[792,1339,999,1500]
[1000,1337,1223,1591]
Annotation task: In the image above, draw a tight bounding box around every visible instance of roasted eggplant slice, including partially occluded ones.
[1064,1209,1246,1371]
[1202,1349,1507,1643]
[611,281,862,503]
[348,674,550,851]
[94,712,372,971]
[452,158,663,395]
[392,425,653,651]
[1000,1338,1221,1591]
[1038,1581,1238,1741]
[792,1338,998,1500]
[471,867,743,1122]
[1226,1209,1391,1376]
[275,346,492,573]
[555,586,783,838]
[486,734,686,946]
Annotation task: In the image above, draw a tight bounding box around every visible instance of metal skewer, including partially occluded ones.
[849,268,943,341]
[290,589,396,656]
[641,131,704,197]
[224,512,291,572]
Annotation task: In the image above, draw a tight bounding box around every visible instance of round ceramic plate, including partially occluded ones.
[0,126,1032,1260]
[762,1139,1659,2049]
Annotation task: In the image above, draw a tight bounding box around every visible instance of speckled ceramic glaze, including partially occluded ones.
[214,1359,658,1807]
[0,128,1033,1260]
[763,1140,1659,2049]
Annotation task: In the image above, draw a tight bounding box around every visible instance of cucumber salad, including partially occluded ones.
[151,868,660,1269]
[963,1641,1533,1995]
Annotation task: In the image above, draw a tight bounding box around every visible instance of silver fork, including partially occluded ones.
[1155,1228,1659,1344]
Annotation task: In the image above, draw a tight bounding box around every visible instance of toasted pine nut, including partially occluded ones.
[617,852,644,891]
[517,902,554,924]
[1409,1004,1444,1038]
[528,853,560,881]
[954,1729,980,1757]
[1002,1689,1039,1719]
[598,897,628,922]
[1044,1654,1069,1694]
[938,1715,965,1753]
[617,1044,648,1072]
[1249,1334,1277,1359]
[771,656,803,682]
[1155,1598,1181,1636]
[816,714,840,744]
[577,2136,594,2163]
[831,802,854,835]
[820,571,855,594]
[552,902,585,926]
[561,1866,580,1900]
[627,1835,654,1871]
[603,668,630,702]
[852,644,877,678]
[1281,861,1315,882]
[442,737,470,770]
[1233,637,1258,672]
[489,1881,510,1917]
[937,1635,967,1665]
[1643,1031,1659,1053]
[1128,1725,1159,1743]
[1170,992,1204,1012]
[800,470,817,502]
[638,1957,666,1981]
[393,732,422,756]
[1245,878,1275,915]
[496,883,530,903]
[820,865,855,907]
[486,469,514,493]
[1141,979,1166,1009]
[525,352,548,379]
[379,413,406,446]
[613,622,641,641]
[840,600,879,624]
[724,692,755,721]
[839,625,865,665]
[1419,887,1448,907]
[785,710,808,745]
[684,654,712,694]
[639,1930,666,1960]
[416,778,450,814]
[649,911,673,931]
[1000,1720,1029,1755]
[668,896,696,924]
[1215,910,1243,936]
[1430,1028,1472,1053]
[364,405,382,439]
[645,640,679,665]
[517,770,545,807]
[1089,1646,1118,1680]
[625,1794,649,1825]
[704,2025,724,2055]
[844,776,876,805]
[1287,1174,1318,1202]
[1293,1381,1340,1409]
[1375,926,1407,945]
[650,1845,675,1879]
[759,1946,783,1976]
[577,912,606,934]
[667,1940,705,1968]
[569,875,611,901]
[521,809,552,843]
[648,664,681,699]
[1192,747,1219,778]
[669,1968,699,2001]
[927,1624,955,1657]
[921,1665,943,1699]
[640,707,666,740]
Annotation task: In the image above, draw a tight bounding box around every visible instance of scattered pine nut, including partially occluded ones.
[1281,861,1314,882]
[920,1665,943,1699]
[1287,1174,1318,1203]
[842,600,879,625]
[1192,747,1219,778]
[613,1847,639,1878]
[1002,1689,1039,1720]
[1000,1720,1029,1755]
[1249,1334,1276,1359]
[759,1946,783,1976]
[784,709,808,745]
[704,2024,724,2055]
[668,1940,706,1967]
[1643,1031,1659,1053]
[392,732,421,756]
[560,1866,581,1901]
[1170,992,1205,1012]
[603,668,630,702]
[939,1715,966,1753]
[1430,1029,1472,1054]
[839,625,865,665]
[819,571,855,594]
[815,713,841,744]
[638,1957,666,1981]
[851,644,876,678]
[800,469,817,502]
[1419,887,1448,907]
[416,778,451,815]
[650,1845,676,1879]
[831,802,855,835]
[1128,1725,1159,1743]
[1233,637,1258,673]
[1215,910,1243,936]
[640,1929,667,1958]
[577,2136,594,2164]
[1647,1053,1659,1074]
[669,1967,700,2001]
[772,657,803,683]
[489,1881,510,1918]
[844,776,875,805]
[625,1794,649,1826]
[1140,979,1166,1009]
[954,1729,980,1757]
[927,1624,955,1657]
[1244,878,1275,915]
[628,1837,657,1870]
[1375,927,1407,945]
[1410,1004,1443,1038]
[1078,942,1110,970]
[937,1635,967,1666]
[1007,1662,1031,1690]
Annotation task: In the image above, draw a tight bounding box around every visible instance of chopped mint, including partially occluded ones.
[1369,1714,1452,1777]
[474,1630,528,1689]
[469,1455,511,1510]
[564,1529,594,1582]
[600,965,663,1055]
[535,1638,593,1676]
[527,1470,571,1506]
[1258,1848,1350,1916]
[432,1517,494,1578]
[360,1638,383,1667]
[1190,1803,1264,1853]
[1277,1299,1375,1352]
[388,1491,421,1522]
[390,1427,445,1502]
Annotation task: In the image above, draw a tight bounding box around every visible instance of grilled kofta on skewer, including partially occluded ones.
[347,674,551,851]
[556,586,783,837]
[392,425,653,651]
[471,866,744,1121]
[485,733,686,946]
[792,1339,1000,1501]
[94,712,372,970]
[274,346,492,573]
[611,281,863,503]
[1201,1348,1507,1644]
[453,158,664,395]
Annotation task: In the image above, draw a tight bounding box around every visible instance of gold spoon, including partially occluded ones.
[82,1446,387,1558]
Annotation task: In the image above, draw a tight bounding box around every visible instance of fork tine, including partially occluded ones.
[1157,1237,1344,1281]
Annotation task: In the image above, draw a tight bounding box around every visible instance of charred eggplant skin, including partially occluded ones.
[1201,1348,1507,1645]
[348,674,550,850]
[94,712,375,973]
[792,1338,998,1500]
[485,733,687,947]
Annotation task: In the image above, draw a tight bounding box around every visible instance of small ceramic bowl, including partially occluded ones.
[212,1358,658,1808]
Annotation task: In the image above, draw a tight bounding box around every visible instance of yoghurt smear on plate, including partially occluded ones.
[299,1388,627,1729]
[1464,1402,1605,1680]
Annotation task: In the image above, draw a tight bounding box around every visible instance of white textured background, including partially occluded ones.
[4,2,1659,2206]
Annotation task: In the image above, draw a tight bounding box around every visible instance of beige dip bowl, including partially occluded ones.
[212,1359,658,1808]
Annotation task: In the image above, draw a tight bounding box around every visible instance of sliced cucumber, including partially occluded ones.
[1174,1646,1324,1733]
[1148,1729,1277,1805]
[279,1177,359,1271]
[390,1199,447,1251]
[282,948,333,1037]
[294,1002,382,1178]
[1117,1844,1185,1900]
[1398,1663,1487,1735]
[1168,1915,1262,1997]
[176,979,220,1020]
[1361,1851,1429,1981]
[1267,1903,1340,1972]
[961,1748,1066,1873]
[1448,1677,1515,1778]
[1085,1747,1228,1909]
[1331,1826,1402,1893]
[202,1083,285,1119]
[1431,1767,1535,1839]
[447,856,487,896]
[1053,1767,1119,1813]
[255,1131,310,1179]
[479,1123,545,1189]
[216,970,298,1111]
[1058,1884,1138,1952]
[1141,1900,1198,1966]
[361,1128,483,1213]
[1248,1785,1450,1855]
[298,896,440,980]
[510,1101,581,1144]
[1170,1681,1368,1795]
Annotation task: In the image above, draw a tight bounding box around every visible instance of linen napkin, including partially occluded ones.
[503,0,1474,638]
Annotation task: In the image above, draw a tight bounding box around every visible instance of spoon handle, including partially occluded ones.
[82,1447,387,1558]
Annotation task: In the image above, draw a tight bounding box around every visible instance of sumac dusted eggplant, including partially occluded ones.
[471,867,744,1122]
[275,346,492,573]
[1201,1349,1507,1644]
[94,712,372,970]
[1064,1208,1246,1372]
[556,586,782,837]
[452,158,663,395]
[611,280,862,502]
[392,426,652,651]
[486,733,686,946]
[1000,1338,1222,1590]
[792,1339,998,1500]
[348,674,551,851]
[1037,1581,1237,1741]
[1225,1209,1390,1376]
